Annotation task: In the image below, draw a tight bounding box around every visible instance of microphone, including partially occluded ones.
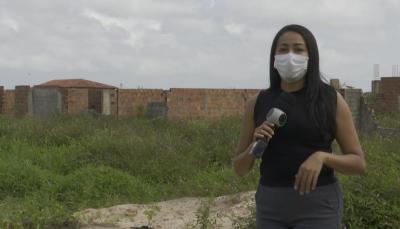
[249,92,296,159]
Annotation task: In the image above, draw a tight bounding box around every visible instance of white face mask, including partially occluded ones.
[273,52,309,83]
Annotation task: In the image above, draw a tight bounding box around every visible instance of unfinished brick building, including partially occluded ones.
[372,77,400,112]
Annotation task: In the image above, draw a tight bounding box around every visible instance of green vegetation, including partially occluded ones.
[374,112,400,129]
[0,114,399,228]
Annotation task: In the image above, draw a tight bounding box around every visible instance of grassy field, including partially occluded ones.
[0,114,399,228]
[375,112,400,129]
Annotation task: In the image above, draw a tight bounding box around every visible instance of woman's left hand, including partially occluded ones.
[294,151,327,195]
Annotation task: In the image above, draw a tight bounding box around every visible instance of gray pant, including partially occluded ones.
[255,181,343,229]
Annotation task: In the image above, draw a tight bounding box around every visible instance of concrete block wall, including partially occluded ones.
[166,88,260,120]
[343,89,362,130]
[15,86,31,117]
[32,87,62,117]
[67,88,89,114]
[117,89,165,117]
[341,87,380,135]
[359,96,378,134]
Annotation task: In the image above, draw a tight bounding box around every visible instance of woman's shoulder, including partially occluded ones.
[321,82,337,94]
[320,82,338,102]
[256,87,278,99]
[251,88,274,107]
[249,88,277,124]
[246,87,279,109]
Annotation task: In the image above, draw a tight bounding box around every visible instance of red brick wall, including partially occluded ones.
[67,88,88,114]
[381,77,400,95]
[166,88,260,120]
[117,89,165,117]
[0,86,269,119]
[374,77,400,112]
[15,86,31,117]
[3,90,15,115]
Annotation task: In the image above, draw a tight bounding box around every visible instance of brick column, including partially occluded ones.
[330,79,341,91]
[15,85,31,117]
[371,80,381,95]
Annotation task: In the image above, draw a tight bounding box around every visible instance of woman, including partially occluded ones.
[232,24,366,229]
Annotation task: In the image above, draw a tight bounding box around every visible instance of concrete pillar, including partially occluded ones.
[371,80,381,95]
[102,89,111,115]
[15,85,31,117]
[110,89,118,116]
[330,79,341,91]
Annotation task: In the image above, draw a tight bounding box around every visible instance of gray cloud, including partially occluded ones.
[0,0,399,90]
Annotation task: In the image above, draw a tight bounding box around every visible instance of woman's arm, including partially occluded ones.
[231,94,258,177]
[319,91,367,175]
[294,91,366,194]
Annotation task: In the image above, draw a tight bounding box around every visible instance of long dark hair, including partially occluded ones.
[269,24,337,141]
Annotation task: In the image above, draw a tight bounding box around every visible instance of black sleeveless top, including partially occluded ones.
[253,86,337,187]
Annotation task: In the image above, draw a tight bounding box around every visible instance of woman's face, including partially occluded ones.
[275,31,308,56]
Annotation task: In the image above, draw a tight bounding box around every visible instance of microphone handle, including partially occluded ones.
[250,125,276,159]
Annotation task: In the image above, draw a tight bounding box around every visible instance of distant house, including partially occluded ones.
[33,79,118,116]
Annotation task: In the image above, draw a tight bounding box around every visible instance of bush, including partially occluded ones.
[339,134,400,228]
[0,115,398,228]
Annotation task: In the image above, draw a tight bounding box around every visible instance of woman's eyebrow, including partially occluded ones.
[294,43,306,46]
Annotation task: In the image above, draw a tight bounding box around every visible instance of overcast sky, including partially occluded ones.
[1,0,399,91]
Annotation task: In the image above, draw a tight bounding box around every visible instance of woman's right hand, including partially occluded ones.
[252,121,275,142]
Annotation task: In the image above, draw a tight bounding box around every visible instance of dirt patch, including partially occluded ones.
[74,190,255,229]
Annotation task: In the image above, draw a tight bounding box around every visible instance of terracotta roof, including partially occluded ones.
[36,79,117,89]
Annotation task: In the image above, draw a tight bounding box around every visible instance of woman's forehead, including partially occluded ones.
[277,31,306,46]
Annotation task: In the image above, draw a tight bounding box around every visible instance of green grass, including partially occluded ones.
[374,112,400,129]
[0,115,258,228]
[0,114,399,228]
